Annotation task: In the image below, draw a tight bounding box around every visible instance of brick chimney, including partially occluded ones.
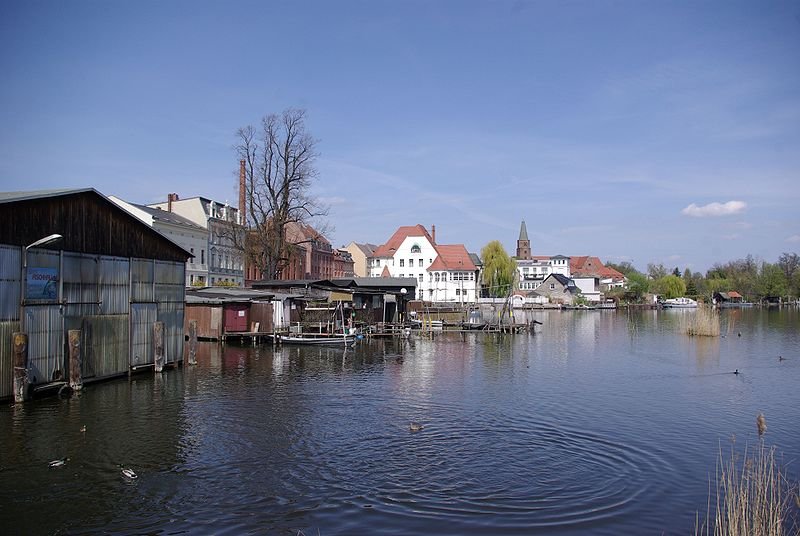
[431,224,436,244]
[239,159,247,226]
[167,193,179,212]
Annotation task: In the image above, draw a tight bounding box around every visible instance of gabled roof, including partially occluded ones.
[0,188,95,203]
[353,242,378,256]
[428,244,477,271]
[372,225,433,257]
[570,256,625,280]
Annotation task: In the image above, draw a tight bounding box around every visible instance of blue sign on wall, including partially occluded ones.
[26,267,59,300]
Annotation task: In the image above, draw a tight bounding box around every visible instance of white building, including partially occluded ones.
[109,196,208,286]
[369,224,479,303]
[149,194,245,287]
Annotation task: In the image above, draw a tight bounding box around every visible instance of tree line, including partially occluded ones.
[606,253,800,302]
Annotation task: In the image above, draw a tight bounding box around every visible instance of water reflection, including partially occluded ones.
[1,309,798,535]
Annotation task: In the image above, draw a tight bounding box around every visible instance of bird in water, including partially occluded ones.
[734,369,740,375]
[738,332,742,337]
[49,458,68,468]
[121,468,138,479]
[80,425,86,433]
[779,355,785,361]
[409,422,424,433]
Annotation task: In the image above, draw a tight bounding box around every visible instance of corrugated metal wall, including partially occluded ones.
[25,305,64,384]
[154,260,185,364]
[2,246,186,398]
[0,246,21,399]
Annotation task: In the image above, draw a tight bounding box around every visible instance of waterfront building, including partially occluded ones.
[514,220,571,292]
[109,196,208,286]
[149,194,245,287]
[0,188,189,400]
[342,242,378,277]
[333,248,355,278]
[369,224,479,303]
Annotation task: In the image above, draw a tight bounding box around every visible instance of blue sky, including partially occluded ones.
[1,0,798,272]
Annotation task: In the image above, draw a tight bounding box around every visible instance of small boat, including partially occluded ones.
[278,334,357,345]
[662,297,698,308]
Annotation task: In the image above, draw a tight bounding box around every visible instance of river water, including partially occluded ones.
[1,308,798,535]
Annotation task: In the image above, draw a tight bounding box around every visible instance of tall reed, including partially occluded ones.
[696,414,799,535]
[686,305,721,337]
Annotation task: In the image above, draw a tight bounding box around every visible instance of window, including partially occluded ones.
[550,283,555,290]
[435,273,440,282]
[411,244,421,253]
[418,274,423,282]
[418,259,423,267]
[400,259,405,267]
[201,249,205,264]
[456,289,461,296]
[408,259,413,267]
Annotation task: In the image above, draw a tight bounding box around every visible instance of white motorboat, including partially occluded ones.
[662,297,698,308]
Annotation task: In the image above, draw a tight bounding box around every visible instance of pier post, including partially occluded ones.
[12,332,29,403]
[153,321,165,373]
[68,329,82,391]
[188,320,197,365]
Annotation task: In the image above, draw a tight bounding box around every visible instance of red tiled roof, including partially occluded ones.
[728,291,742,298]
[372,224,433,257]
[428,244,477,271]
[570,256,625,281]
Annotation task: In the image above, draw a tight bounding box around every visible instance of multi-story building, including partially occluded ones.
[333,249,355,278]
[514,220,571,292]
[149,194,244,286]
[369,224,479,303]
[342,242,378,277]
[109,196,208,286]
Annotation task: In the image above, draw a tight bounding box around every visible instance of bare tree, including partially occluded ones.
[233,109,328,279]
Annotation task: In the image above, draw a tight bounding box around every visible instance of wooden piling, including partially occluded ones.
[153,321,165,373]
[68,329,82,391]
[188,320,197,365]
[12,332,28,403]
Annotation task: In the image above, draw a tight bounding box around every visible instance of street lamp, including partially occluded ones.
[23,234,63,267]
[21,233,63,329]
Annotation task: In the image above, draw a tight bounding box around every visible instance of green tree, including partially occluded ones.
[625,272,650,302]
[757,263,788,299]
[651,274,687,299]
[481,241,516,298]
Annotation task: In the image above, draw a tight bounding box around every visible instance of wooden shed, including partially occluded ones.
[0,189,190,400]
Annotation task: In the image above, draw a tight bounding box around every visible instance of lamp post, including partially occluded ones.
[21,233,63,324]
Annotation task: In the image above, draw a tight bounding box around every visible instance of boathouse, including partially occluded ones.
[0,189,190,400]
[184,287,282,341]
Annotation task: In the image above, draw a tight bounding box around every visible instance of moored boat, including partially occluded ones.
[278,334,357,345]
[662,297,698,308]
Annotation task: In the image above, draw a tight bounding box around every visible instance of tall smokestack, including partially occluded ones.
[239,159,247,226]
[431,224,436,244]
[167,193,178,212]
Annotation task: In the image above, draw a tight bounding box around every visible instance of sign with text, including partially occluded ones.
[26,267,59,300]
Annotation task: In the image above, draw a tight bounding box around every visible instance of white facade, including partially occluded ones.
[369,234,479,303]
[517,255,571,292]
[149,197,245,287]
[109,196,208,286]
[572,276,602,302]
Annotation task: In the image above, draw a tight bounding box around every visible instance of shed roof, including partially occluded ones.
[0,188,191,261]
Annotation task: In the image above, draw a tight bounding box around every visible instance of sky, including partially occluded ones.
[1,0,798,273]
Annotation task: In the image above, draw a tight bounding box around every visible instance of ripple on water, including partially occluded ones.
[310,412,675,532]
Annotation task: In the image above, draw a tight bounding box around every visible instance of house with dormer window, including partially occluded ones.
[369,224,479,302]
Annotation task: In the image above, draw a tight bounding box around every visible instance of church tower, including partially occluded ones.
[516,220,531,260]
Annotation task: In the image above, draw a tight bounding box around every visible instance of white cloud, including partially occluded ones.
[787,235,800,243]
[681,200,747,217]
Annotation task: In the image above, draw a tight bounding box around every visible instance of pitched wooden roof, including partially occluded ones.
[570,256,625,280]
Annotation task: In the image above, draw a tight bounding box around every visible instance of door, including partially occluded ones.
[130,303,157,367]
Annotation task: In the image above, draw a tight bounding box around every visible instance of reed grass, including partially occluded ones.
[686,305,721,337]
[696,414,799,536]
